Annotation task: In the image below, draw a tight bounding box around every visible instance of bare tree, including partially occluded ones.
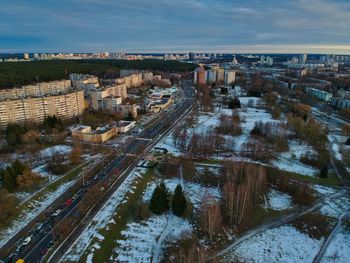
[199,194,222,241]
[222,162,267,225]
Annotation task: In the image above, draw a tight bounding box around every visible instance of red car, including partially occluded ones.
[65,198,73,206]
[41,247,48,255]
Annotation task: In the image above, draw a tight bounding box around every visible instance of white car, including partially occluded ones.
[22,236,32,246]
[52,209,61,217]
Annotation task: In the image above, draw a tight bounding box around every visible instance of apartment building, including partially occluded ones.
[89,84,136,118]
[0,79,72,101]
[0,90,85,128]
[70,73,99,90]
[305,87,333,102]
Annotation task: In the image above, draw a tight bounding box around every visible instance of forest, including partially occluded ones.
[0,59,197,89]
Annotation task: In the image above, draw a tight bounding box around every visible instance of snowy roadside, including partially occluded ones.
[0,180,76,249]
[60,167,147,262]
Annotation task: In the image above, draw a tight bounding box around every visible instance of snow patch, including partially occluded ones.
[320,229,350,263]
[225,225,323,263]
[319,196,350,218]
[263,189,293,211]
[143,178,221,209]
[113,215,192,262]
[40,145,72,158]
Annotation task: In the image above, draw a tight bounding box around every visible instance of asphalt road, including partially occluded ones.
[2,81,195,263]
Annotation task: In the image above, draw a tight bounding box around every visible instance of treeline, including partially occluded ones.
[0,160,42,192]
[0,59,197,89]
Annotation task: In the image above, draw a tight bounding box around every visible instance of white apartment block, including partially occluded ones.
[0,90,85,128]
[69,73,99,90]
[0,79,72,101]
[224,70,236,85]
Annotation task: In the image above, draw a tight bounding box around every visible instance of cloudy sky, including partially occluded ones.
[1,0,350,54]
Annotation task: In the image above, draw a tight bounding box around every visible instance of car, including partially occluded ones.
[41,248,48,255]
[32,224,43,236]
[47,240,54,248]
[65,198,73,206]
[52,209,61,217]
[22,236,31,246]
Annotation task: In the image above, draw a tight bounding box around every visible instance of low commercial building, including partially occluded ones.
[149,98,174,112]
[72,125,117,143]
[305,87,333,102]
[116,121,136,133]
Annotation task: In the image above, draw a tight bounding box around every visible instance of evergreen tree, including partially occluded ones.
[319,165,328,178]
[2,168,18,192]
[149,182,170,214]
[172,185,187,217]
[345,137,350,145]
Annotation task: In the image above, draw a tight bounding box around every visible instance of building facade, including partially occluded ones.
[72,125,117,143]
[0,80,72,101]
[305,87,333,102]
[0,90,85,128]
[224,70,236,85]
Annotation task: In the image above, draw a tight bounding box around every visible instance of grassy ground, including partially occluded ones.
[291,212,336,240]
[266,166,340,186]
[77,168,155,263]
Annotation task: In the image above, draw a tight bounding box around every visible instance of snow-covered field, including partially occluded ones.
[320,229,350,263]
[271,140,318,177]
[313,185,337,196]
[61,166,147,262]
[263,189,293,211]
[224,225,323,263]
[328,135,347,161]
[113,215,192,262]
[143,178,221,209]
[39,144,72,158]
[271,157,318,177]
[156,135,182,156]
[319,196,350,218]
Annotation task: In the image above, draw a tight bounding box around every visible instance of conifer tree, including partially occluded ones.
[149,182,170,214]
[172,184,187,217]
[319,165,328,178]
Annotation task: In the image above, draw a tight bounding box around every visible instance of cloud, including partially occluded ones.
[0,0,349,53]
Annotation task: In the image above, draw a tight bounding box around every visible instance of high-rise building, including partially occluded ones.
[0,90,85,128]
[301,53,308,63]
[224,70,236,85]
[193,67,207,85]
[260,55,274,66]
[207,70,217,83]
[23,53,29,60]
[189,52,194,61]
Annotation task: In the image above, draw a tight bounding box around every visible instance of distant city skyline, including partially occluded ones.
[1,0,350,54]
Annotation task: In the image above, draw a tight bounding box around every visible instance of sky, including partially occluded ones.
[1,0,350,54]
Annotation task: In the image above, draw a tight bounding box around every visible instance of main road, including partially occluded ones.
[2,80,196,263]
